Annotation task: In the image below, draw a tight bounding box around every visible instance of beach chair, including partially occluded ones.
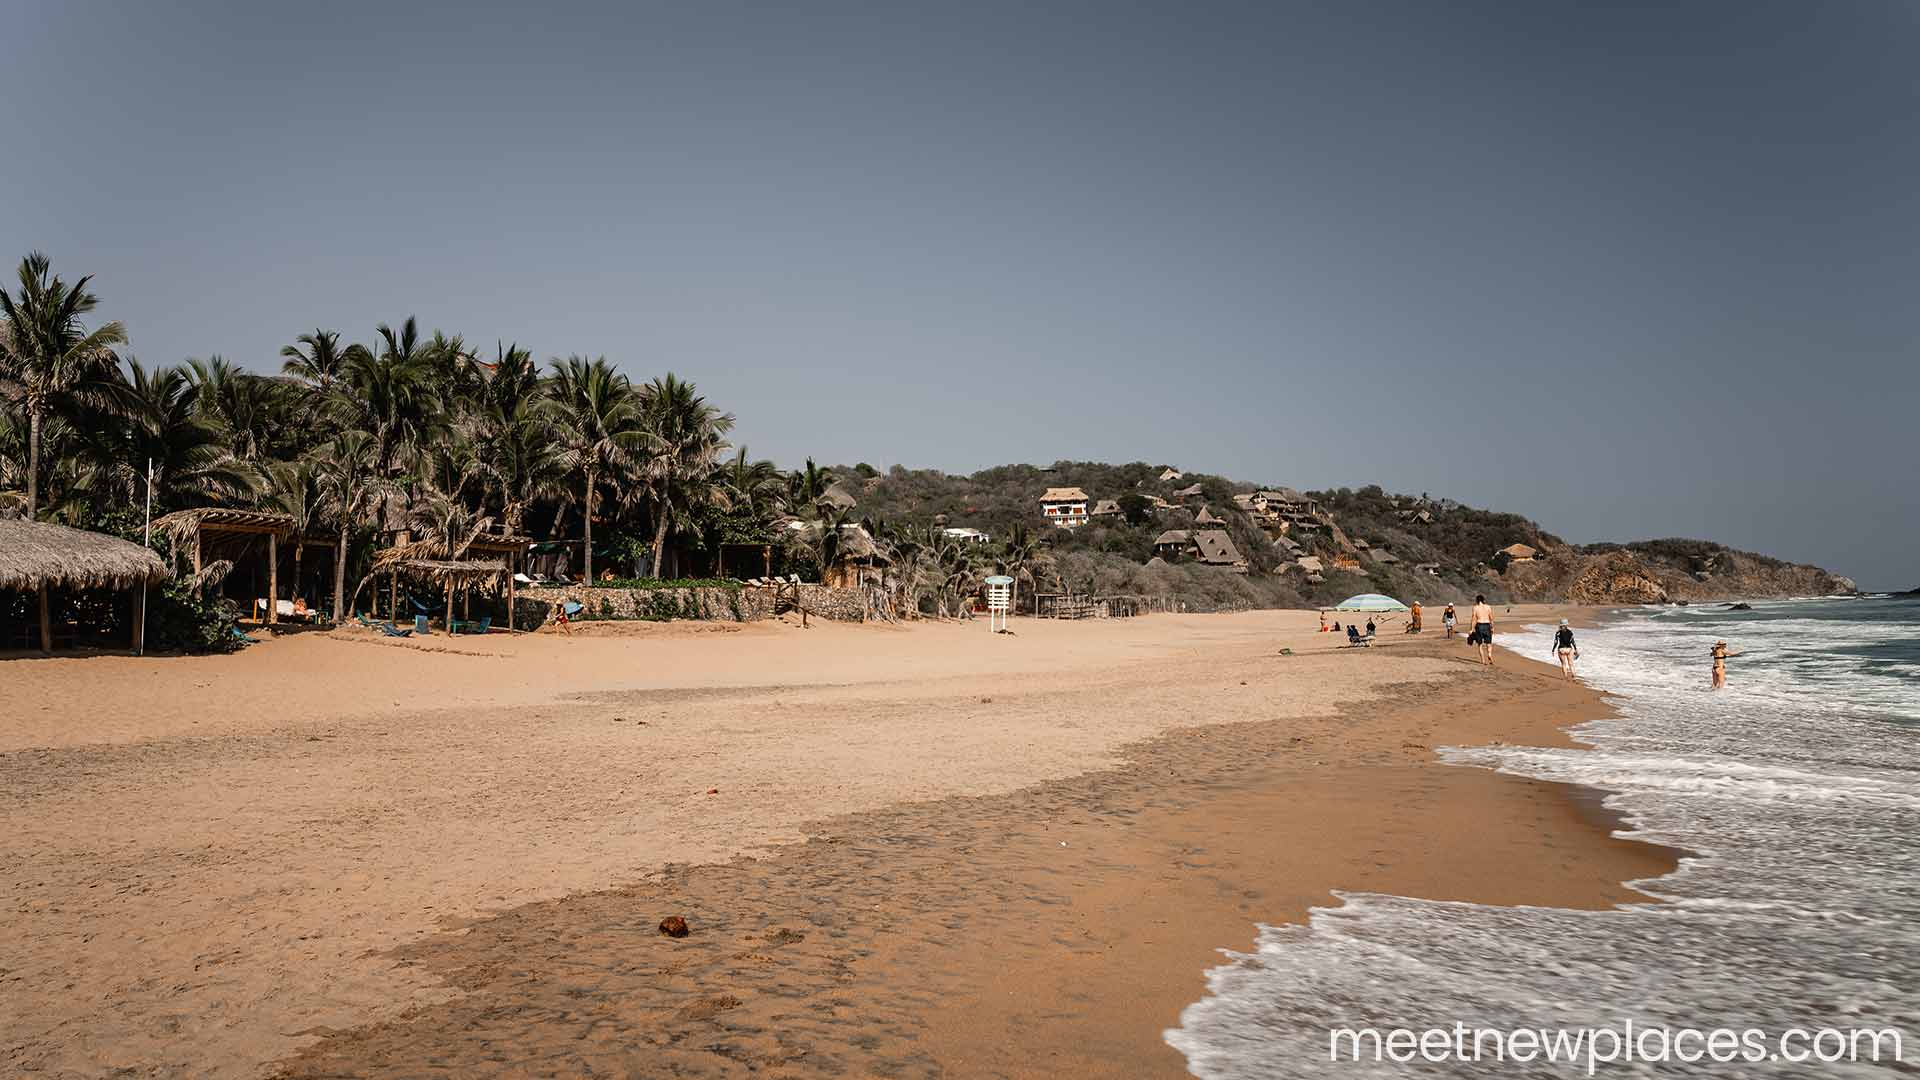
[452,615,493,635]
[1345,625,1372,648]
[414,614,431,635]
[376,621,413,638]
[230,626,256,647]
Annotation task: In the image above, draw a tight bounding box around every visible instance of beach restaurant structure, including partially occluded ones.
[0,519,169,653]
[153,507,334,624]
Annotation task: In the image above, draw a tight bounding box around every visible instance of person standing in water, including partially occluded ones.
[1551,618,1579,679]
[1711,639,1730,689]
[1443,603,1457,638]
[1472,594,1495,665]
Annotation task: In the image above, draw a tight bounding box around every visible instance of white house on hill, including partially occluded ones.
[1039,487,1091,527]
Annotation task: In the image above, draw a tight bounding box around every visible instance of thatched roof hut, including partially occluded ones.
[0,519,169,592]
[0,520,169,653]
[153,507,297,548]
[386,557,510,584]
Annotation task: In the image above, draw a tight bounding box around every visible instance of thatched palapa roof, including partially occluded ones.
[0,519,170,592]
[153,508,298,550]
[1040,487,1089,503]
[389,558,510,584]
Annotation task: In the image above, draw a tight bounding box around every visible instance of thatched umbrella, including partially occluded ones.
[0,518,170,653]
[369,549,508,630]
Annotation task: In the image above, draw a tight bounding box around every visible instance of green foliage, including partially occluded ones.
[147,580,244,654]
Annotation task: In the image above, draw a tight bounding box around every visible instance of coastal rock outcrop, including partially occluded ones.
[1565,552,1669,605]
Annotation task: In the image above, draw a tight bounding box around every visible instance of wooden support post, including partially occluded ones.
[445,578,454,631]
[267,531,279,625]
[38,587,52,654]
[507,563,516,634]
[192,533,202,579]
[762,545,771,580]
[131,585,146,654]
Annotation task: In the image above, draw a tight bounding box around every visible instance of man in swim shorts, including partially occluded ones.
[1472,594,1494,665]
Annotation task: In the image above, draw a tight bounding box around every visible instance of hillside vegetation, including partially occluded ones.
[831,460,1852,610]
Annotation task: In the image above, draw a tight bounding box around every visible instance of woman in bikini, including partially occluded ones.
[1551,619,1579,679]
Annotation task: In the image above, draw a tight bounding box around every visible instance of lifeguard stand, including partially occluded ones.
[984,575,1013,634]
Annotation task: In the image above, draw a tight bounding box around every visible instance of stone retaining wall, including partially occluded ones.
[518,583,873,626]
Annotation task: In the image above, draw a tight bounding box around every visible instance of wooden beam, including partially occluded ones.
[131,585,146,654]
[38,587,52,654]
[267,531,278,625]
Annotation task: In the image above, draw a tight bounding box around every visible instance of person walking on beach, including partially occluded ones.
[1551,618,1579,680]
[1408,601,1423,633]
[1443,603,1457,638]
[1472,594,1495,665]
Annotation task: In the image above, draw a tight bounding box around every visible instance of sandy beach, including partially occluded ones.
[1,606,1672,1078]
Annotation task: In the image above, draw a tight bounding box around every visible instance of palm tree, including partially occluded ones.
[546,356,646,583]
[280,328,351,393]
[998,523,1042,616]
[263,458,323,607]
[311,429,384,620]
[634,373,734,578]
[67,359,258,515]
[0,252,127,517]
[723,446,784,523]
[784,457,837,517]
[186,355,284,463]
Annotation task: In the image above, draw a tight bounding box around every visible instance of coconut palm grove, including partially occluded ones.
[0,251,1078,649]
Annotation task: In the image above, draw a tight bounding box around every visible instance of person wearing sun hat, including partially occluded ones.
[1551,618,1579,679]
[1711,639,1730,689]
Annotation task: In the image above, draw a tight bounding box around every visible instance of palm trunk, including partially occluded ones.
[26,404,41,518]
[582,469,595,583]
[293,543,304,606]
[333,521,349,621]
[650,505,671,579]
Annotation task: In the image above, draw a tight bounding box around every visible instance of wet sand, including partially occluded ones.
[0,606,1668,1077]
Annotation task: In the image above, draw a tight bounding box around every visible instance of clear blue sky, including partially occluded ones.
[4,1,1914,587]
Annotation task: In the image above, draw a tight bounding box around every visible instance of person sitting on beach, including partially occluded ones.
[1551,618,1579,680]
[1331,620,1341,632]
[1472,594,1494,665]
[1364,617,1376,637]
[1443,603,1457,638]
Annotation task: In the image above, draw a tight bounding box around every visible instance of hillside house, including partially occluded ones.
[1351,538,1371,551]
[1153,530,1193,558]
[1091,499,1123,520]
[1272,534,1302,556]
[1192,506,1225,528]
[1173,482,1205,501]
[1415,562,1442,576]
[942,527,992,545]
[1039,487,1091,527]
[1369,549,1401,565]
[1146,495,1173,514]
[1192,531,1249,573]
[1158,467,1184,482]
[1496,543,1539,565]
[1260,488,1318,519]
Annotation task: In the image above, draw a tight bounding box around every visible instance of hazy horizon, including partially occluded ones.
[4,1,1914,587]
